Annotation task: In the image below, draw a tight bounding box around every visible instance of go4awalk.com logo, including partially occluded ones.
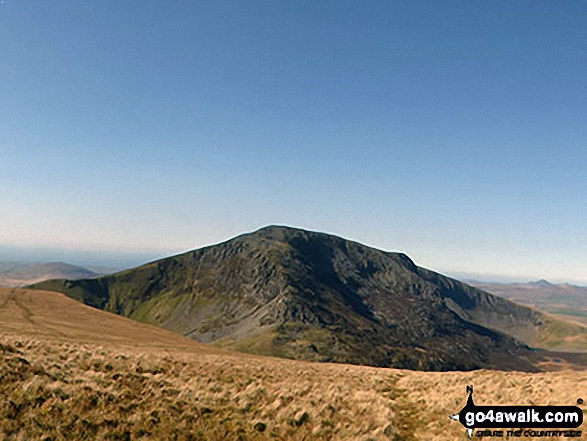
[450,386,583,438]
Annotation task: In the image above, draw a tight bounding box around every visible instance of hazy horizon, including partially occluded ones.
[2,1,586,284]
[1,227,586,286]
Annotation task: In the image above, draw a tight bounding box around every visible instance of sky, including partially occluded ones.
[1,1,586,283]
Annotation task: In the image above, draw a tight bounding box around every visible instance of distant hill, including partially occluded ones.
[469,280,587,326]
[29,226,587,371]
[0,262,101,287]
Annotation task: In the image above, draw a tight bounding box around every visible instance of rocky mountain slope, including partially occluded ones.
[30,226,586,371]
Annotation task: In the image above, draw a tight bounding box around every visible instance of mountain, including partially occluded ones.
[469,280,587,327]
[0,262,101,287]
[29,226,587,371]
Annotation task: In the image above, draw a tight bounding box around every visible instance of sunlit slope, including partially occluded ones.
[30,225,587,371]
[0,288,217,353]
[1,288,586,440]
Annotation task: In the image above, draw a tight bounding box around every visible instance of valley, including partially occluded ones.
[469,280,587,327]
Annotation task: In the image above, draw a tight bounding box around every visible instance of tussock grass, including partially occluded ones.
[0,335,403,440]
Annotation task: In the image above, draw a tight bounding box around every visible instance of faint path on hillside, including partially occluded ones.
[0,288,66,337]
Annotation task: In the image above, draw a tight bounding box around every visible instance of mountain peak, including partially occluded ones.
[531,279,553,287]
[30,227,543,372]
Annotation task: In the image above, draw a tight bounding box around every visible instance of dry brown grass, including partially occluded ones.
[1,288,586,440]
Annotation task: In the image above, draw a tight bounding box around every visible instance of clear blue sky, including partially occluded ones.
[1,1,586,282]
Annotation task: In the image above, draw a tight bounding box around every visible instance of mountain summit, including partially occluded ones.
[31,226,557,371]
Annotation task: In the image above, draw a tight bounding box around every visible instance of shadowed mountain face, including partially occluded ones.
[31,226,558,371]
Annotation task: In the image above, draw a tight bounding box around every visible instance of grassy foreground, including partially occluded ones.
[1,288,586,440]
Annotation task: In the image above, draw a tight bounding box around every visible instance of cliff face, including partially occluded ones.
[31,226,545,371]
